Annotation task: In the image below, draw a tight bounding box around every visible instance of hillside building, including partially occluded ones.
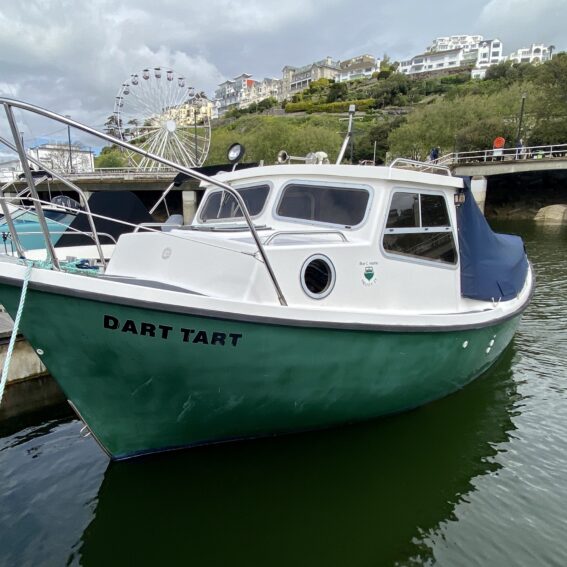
[0,157,22,183]
[508,44,552,64]
[427,35,484,52]
[214,74,281,117]
[281,57,341,98]
[400,35,504,78]
[399,47,478,75]
[337,55,380,82]
[471,39,505,78]
[27,144,94,174]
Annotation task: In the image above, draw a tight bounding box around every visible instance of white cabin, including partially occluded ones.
[106,164,468,315]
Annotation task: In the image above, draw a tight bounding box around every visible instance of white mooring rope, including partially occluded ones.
[0,263,33,405]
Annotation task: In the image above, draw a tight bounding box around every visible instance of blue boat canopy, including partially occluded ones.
[457,178,529,302]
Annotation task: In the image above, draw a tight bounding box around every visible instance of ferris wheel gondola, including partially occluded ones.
[113,67,211,170]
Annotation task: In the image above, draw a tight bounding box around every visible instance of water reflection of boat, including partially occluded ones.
[75,350,517,566]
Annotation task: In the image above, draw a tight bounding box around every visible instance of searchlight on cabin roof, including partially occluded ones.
[227,142,246,164]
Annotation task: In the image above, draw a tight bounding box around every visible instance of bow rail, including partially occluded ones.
[0,97,287,306]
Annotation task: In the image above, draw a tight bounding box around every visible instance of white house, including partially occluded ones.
[400,35,504,78]
[337,55,380,82]
[214,74,282,116]
[471,39,505,78]
[508,44,552,64]
[399,47,478,75]
[0,157,22,183]
[27,144,94,174]
[428,35,484,52]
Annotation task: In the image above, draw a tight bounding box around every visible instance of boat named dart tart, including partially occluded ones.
[0,99,533,459]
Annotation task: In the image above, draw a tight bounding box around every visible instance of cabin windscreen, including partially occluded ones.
[199,185,270,222]
[276,184,369,227]
[457,178,529,301]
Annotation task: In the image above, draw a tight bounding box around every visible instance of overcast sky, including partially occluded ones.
[0,0,565,154]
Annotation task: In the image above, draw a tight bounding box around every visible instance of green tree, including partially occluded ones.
[95,146,128,168]
[352,118,400,163]
[387,81,545,157]
[207,115,343,165]
[104,115,122,139]
[327,82,349,103]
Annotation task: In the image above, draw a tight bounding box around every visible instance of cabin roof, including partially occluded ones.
[206,164,463,190]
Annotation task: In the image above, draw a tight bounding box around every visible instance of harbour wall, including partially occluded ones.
[0,313,64,420]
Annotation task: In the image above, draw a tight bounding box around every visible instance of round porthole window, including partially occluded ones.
[301,254,336,299]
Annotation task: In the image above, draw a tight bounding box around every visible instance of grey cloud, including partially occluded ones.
[0,0,563,148]
[478,0,567,50]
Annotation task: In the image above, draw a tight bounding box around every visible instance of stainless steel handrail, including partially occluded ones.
[264,230,348,245]
[389,158,452,176]
[149,181,175,215]
[0,184,25,258]
[0,97,287,306]
[4,105,60,268]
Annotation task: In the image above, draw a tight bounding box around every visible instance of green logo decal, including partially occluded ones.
[364,266,375,281]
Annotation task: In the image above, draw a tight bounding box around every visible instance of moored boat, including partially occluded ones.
[0,98,533,459]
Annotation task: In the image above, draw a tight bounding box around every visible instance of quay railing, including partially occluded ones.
[437,143,567,166]
[1,166,178,184]
[0,97,288,306]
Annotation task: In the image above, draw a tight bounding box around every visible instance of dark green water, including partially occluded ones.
[1,220,566,566]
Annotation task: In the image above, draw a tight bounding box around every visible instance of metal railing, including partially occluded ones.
[389,158,452,176]
[0,134,106,266]
[437,143,567,166]
[0,97,288,306]
[264,230,348,245]
[3,167,179,184]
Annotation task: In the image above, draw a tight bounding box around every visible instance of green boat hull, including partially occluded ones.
[0,283,521,459]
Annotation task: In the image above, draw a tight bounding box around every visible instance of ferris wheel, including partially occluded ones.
[113,68,211,170]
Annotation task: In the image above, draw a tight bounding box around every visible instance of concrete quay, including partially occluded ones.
[0,312,65,420]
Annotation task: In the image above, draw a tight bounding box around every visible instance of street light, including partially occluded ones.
[65,115,73,173]
[516,93,527,145]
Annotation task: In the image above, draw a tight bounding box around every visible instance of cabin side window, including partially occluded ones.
[382,191,457,265]
[276,184,370,227]
[199,185,270,222]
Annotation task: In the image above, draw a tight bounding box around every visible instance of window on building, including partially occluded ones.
[200,185,270,222]
[383,192,457,264]
[277,184,370,227]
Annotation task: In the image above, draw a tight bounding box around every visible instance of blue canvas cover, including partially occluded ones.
[457,178,529,301]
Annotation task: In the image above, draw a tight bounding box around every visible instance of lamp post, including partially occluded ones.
[516,93,527,145]
[65,115,73,173]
